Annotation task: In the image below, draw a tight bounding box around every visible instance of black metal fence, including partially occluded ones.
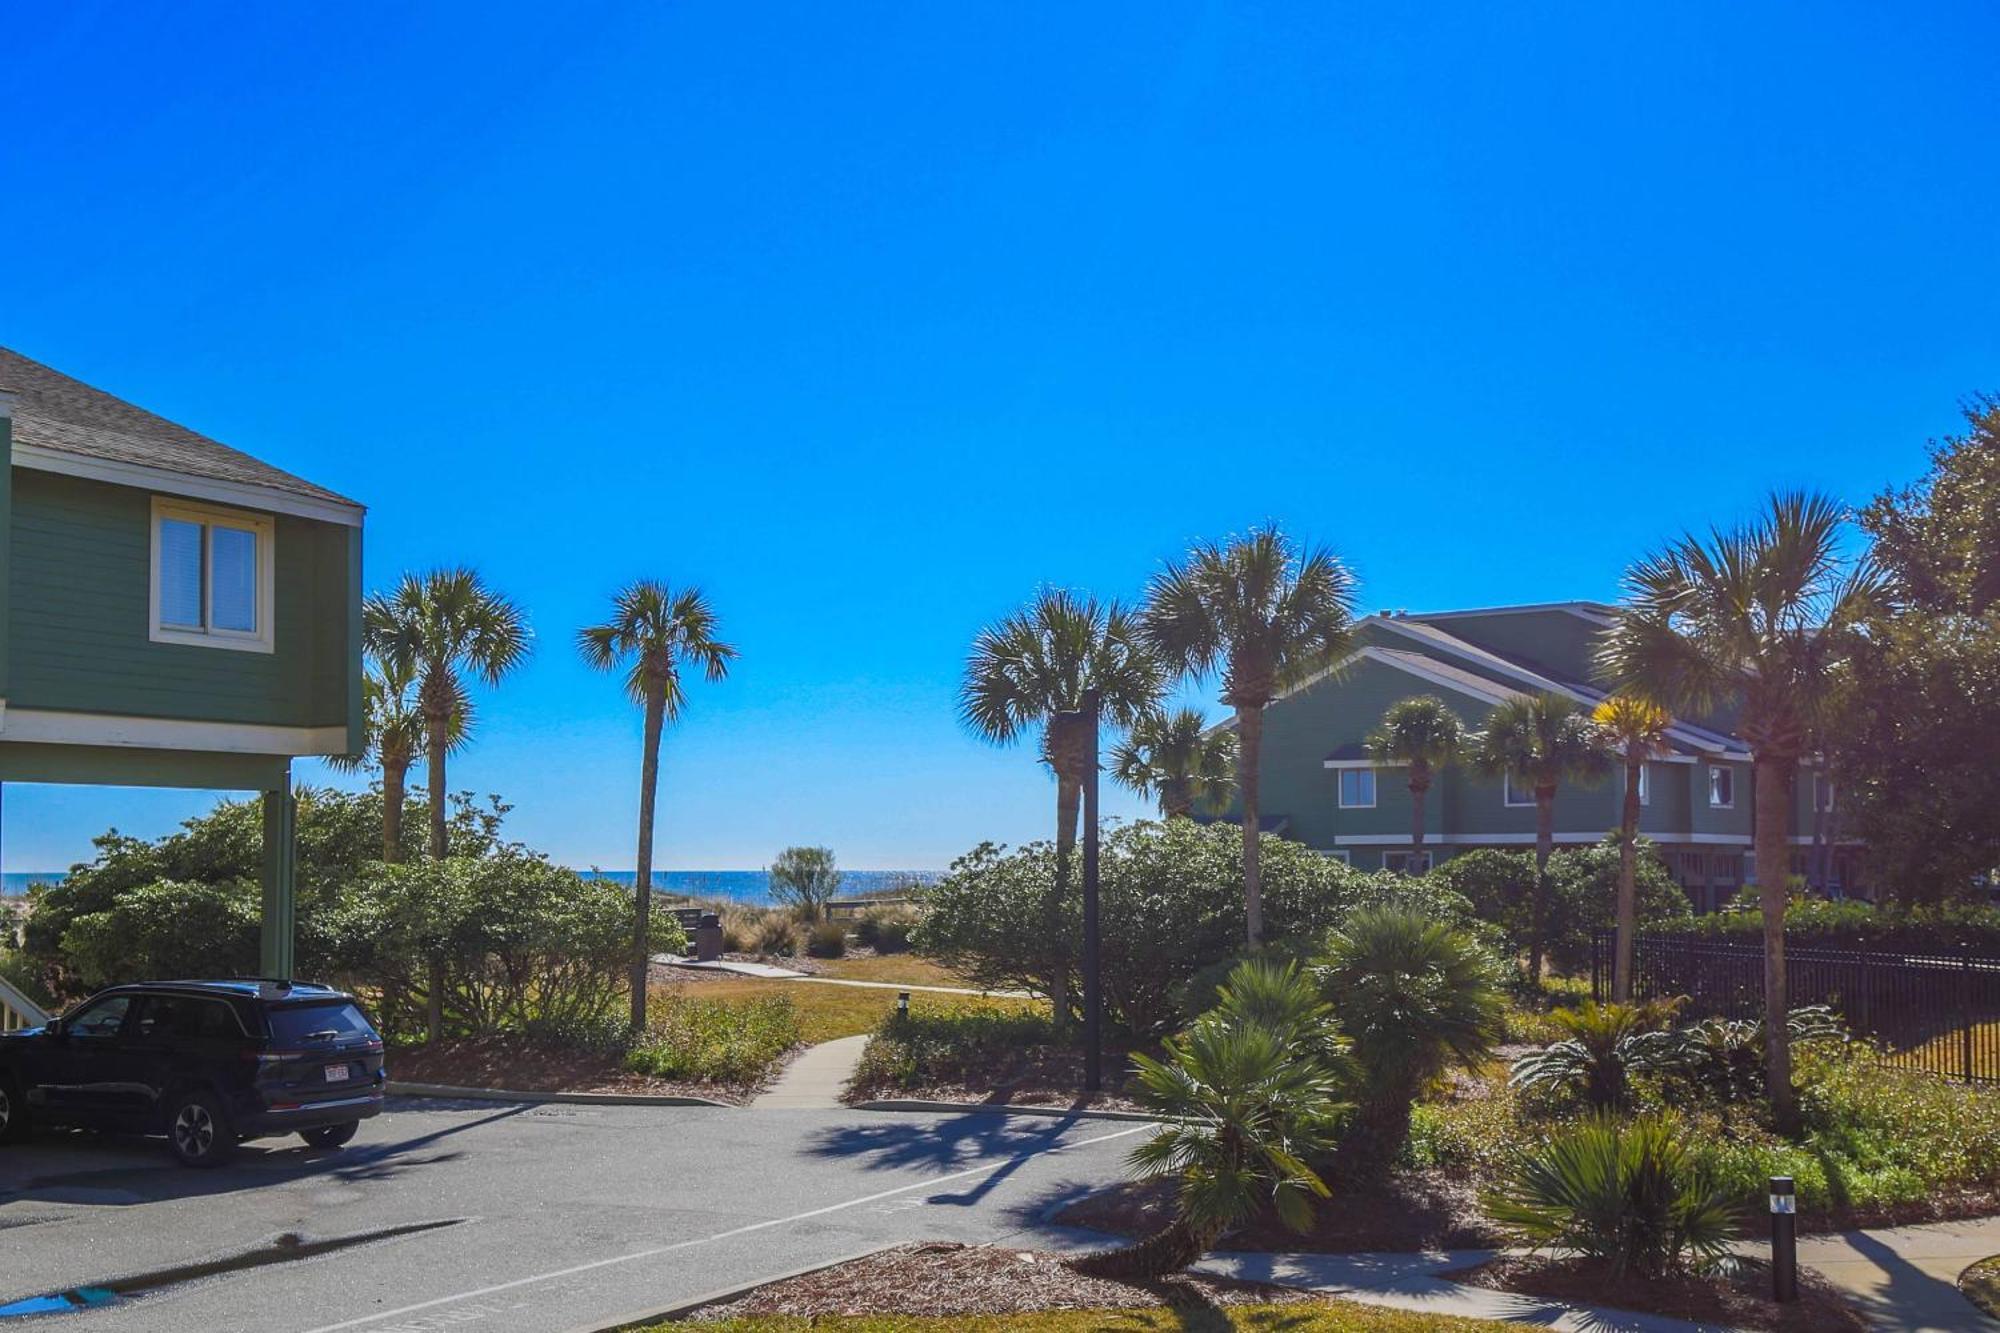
[1592,929,2000,1083]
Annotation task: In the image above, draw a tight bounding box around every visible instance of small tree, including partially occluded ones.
[1366,695,1465,866]
[769,846,843,922]
[1592,695,1672,1000]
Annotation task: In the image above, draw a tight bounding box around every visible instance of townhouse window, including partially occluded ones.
[1814,773,1836,813]
[1629,764,1650,807]
[1323,849,1353,865]
[1384,850,1432,875]
[151,497,275,653]
[1708,765,1735,809]
[1503,772,1538,807]
[1338,768,1376,808]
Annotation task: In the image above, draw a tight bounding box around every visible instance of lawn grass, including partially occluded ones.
[814,955,982,988]
[657,977,1042,1045]
[663,1303,1507,1331]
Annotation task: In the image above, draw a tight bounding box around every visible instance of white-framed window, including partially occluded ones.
[1813,773,1836,813]
[1708,765,1735,809]
[1338,768,1377,809]
[150,497,275,653]
[1323,849,1353,865]
[1384,850,1433,875]
[1629,764,1650,807]
[1503,772,1538,807]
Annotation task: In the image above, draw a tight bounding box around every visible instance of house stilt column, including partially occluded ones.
[261,765,296,979]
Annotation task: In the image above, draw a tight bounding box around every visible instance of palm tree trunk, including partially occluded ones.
[1754,755,1797,1133]
[382,756,408,865]
[1050,774,1080,1034]
[1163,782,1192,820]
[1237,703,1265,946]
[631,689,666,1032]
[1070,1215,1220,1279]
[1528,787,1555,983]
[425,710,452,1042]
[1613,755,1641,1002]
[1409,764,1429,864]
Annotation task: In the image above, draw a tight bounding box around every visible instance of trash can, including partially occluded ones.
[694,912,724,962]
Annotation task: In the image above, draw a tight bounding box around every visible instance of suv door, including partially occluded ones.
[32,993,138,1125]
[127,995,249,1127]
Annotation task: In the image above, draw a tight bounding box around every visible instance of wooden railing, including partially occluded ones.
[0,974,48,1032]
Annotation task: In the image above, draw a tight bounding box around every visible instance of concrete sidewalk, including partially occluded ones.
[750,1034,871,1109]
[1787,1216,2000,1331]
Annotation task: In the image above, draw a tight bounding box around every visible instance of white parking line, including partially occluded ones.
[295,1121,1152,1333]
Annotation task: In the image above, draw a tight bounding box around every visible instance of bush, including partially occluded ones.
[1485,1113,1742,1277]
[1429,842,1693,975]
[1689,895,2000,954]
[769,846,842,922]
[851,1003,1060,1091]
[853,904,919,953]
[1508,1000,1688,1110]
[749,912,803,957]
[61,879,262,990]
[806,920,848,958]
[626,993,800,1085]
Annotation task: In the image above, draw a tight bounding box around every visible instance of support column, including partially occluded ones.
[261,765,296,979]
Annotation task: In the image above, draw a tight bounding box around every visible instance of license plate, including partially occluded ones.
[324,1064,351,1083]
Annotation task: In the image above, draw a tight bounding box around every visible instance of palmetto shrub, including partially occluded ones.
[1668,1006,1848,1105]
[1509,999,1689,1110]
[1485,1113,1742,1277]
[625,993,800,1086]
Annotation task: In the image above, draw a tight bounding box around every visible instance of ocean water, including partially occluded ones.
[1,868,935,904]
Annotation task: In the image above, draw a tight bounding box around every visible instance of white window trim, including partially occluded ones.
[1384,850,1433,874]
[1338,768,1377,809]
[1814,774,1836,813]
[1503,772,1538,808]
[1708,765,1735,810]
[149,496,276,654]
[1631,764,1650,807]
[1322,849,1353,865]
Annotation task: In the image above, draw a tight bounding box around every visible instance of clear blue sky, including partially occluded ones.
[3,2,1995,873]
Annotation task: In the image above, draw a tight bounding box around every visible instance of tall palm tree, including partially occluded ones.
[1366,695,1465,867]
[961,589,1162,1026]
[1471,691,1613,982]
[328,650,466,863]
[1143,527,1357,945]
[1598,490,1883,1131]
[579,581,737,1031]
[366,569,531,862]
[1592,694,1672,1002]
[1111,707,1236,819]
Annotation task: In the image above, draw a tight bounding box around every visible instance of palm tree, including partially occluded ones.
[1365,695,1465,867]
[329,651,466,863]
[1072,961,1345,1278]
[1471,692,1613,982]
[961,589,1161,1027]
[1592,694,1672,1002]
[579,581,736,1031]
[1317,906,1506,1179]
[366,569,531,862]
[1598,490,1883,1131]
[1143,527,1357,945]
[1112,707,1236,819]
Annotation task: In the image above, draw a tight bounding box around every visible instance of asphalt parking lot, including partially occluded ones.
[0,1097,1147,1332]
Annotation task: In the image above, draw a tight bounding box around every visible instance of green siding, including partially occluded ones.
[7,469,353,729]
[1403,608,1604,682]
[0,740,286,790]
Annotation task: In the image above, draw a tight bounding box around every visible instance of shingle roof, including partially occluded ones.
[0,347,359,512]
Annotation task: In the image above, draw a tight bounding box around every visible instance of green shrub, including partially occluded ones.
[1688,895,2000,953]
[749,912,803,957]
[1508,1000,1689,1110]
[853,904,919,953]
[851,1003,1058,1091]
[1429,842,1692,975]
[61,879,262,990]
[626,994,800,1085]
[1485,1113,1742,1277]
[806,920,848,958]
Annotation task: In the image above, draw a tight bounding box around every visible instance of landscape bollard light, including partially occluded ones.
[1769,1175,1798,1302]
[897,991,910,1019]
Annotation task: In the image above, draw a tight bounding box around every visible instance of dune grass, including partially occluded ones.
[656,977,1041,1046]
[813,955,984,988]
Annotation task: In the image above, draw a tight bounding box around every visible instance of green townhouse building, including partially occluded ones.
[0,347,363,980]
[1227,602,1861,911]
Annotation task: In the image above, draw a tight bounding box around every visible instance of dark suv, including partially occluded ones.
[0,979,386,1167]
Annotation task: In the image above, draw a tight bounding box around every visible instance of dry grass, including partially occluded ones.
[813,955,982,988]
[653,977,1040,1045]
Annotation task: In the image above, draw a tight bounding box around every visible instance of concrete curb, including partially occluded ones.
[852,1098,1157,1124]
[386,1080,734,1109]
[571,1244,900,1331]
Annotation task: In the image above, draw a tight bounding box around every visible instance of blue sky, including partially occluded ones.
[3,2,1996,873]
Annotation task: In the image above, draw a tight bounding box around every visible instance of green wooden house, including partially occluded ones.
[0,348,363,976]
[1227,602,1861,910]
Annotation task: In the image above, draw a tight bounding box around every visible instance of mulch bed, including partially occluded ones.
[686,1242,1313,1321]
[846,1045,1147,1114]
[1057,1172,1504,1253]
[388,1034,753,1105]
[1445,1254,1866,1332]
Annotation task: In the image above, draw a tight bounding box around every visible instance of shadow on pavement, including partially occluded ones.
[1834,1230,1986,1330]
[0,1102,529,1207]
[803,1113,1093,1207]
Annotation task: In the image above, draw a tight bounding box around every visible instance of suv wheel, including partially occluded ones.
[0,1078,25,1144]
[166,1090,236,1168]
[301,1121,359,1150]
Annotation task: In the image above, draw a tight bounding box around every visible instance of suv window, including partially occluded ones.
[65,995,134,1040]
[133,995,245,1043]
[267,1002,377,1046]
